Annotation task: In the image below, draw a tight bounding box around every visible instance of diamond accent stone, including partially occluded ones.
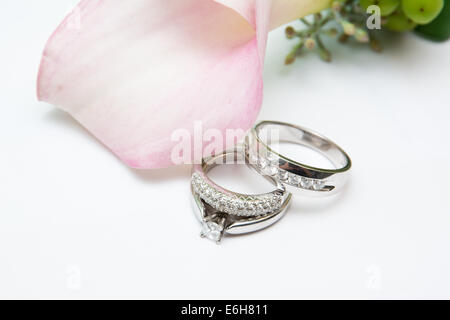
[312,180,326,190]
[246,201,257,211]
[200,221,223,243]
[257,157,268,170]
[288,174,299,186]
[256,201,265,212]
[277,170,289,182]
[236,199,245,211]
[211,190,220,202]
[272,194,283,206]
[300,177,313,189]
[218,197,229,210]
[264,165,278,176]
[203,188,211,199]
[266,151,278,163]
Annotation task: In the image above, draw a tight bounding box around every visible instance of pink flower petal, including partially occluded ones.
[38,0,330,169]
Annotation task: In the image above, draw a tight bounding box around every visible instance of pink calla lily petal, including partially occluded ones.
[38,0,330,169]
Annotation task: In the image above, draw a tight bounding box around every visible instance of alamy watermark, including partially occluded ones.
[366,264,382,291]
[66,264,82,291]
[170,121,279,166]
[366,5,382,30]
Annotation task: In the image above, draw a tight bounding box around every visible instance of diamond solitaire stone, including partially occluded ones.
[200,221,223,244]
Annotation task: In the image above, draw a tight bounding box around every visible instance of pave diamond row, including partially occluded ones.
[249,151,327,191]
[191,173,283,217]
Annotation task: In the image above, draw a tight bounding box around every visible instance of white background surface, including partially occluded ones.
[1,0,450,299]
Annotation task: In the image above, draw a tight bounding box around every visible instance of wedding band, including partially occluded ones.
[191,149,292,244]
[246,121,351,196]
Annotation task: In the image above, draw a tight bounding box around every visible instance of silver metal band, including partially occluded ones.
[246,121,352,196]
[191,149,292,244]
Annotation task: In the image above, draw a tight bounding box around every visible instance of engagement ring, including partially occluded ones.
[191,149,292,244]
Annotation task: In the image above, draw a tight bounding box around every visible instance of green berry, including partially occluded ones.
[360,0,400,16]
[415,0,450,41]
[402,0,444,25]
[385,9,417,31]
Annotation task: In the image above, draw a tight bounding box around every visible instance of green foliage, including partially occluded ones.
[284,0,448,65]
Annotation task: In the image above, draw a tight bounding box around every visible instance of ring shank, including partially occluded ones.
[255,121,350,171]
[200,148,283,190]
